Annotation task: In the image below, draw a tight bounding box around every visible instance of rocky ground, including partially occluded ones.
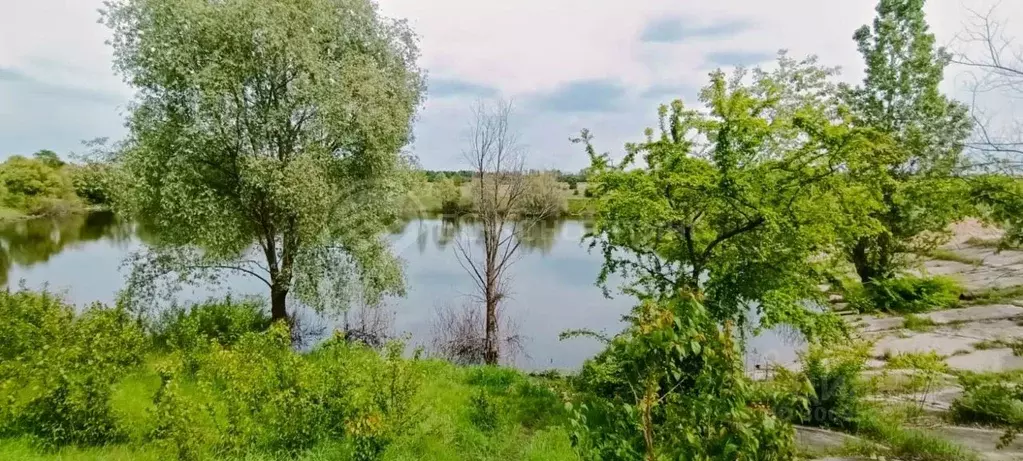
[802,221,1023,460]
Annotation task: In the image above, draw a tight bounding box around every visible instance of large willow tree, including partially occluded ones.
[103,0,425,321]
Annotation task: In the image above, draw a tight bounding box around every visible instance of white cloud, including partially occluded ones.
[0,0,1019,169]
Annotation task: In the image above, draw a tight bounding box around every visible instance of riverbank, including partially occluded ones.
[0,202,107,224]
[795,220,1023,460]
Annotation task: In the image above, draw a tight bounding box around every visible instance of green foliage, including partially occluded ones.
[846,275,962,314]
[842,0,973,283]
[68,163,116,206]
[32,150,65,169]
[951,372,1023,447]
[0,289,146,448]
[435,177,468,216]
[153,297,271,351]
[145,326,425,459]
[0,156,78,215]
[768,343,869,430]
[578,54,869,338]
[568,295,797,461]
[148,364,210,461]
[103,0,425,320]
[971,175,1023,249]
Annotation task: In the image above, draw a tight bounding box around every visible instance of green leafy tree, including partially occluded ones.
[842,0,972,283]
[435,176,463,215]
[568,56,883,458]
[0,155,76,213]
[32,150,65,169]
[578,55,876,337]
[103,0,425,321]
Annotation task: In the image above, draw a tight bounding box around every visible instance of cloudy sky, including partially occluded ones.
[0,0,1018,171]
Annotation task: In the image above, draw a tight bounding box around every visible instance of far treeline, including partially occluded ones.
[5,0,1023,460]
[0,147,115,219]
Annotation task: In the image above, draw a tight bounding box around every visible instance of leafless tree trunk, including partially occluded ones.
[953,6,1023,168]
[454,100,556,365]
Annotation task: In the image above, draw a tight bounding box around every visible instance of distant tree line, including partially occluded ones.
[422,169,588,187]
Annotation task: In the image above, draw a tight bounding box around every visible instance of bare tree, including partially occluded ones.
[428,303,526,366]
[454,100,556,365]
[953,5,1023,166]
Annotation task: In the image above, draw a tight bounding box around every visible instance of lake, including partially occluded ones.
[0,212,802,371]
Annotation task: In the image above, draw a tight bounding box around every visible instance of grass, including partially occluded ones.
[963,284,1023,305]
[903,314,937,332]
[0,358,579,461]
[927,249,984,266]
[971,338,1023,356]
[950,371,1023,436]
[845,275,963,314]
[844,407,981,461]
[965,236,1009,249]
[884,351,949,372]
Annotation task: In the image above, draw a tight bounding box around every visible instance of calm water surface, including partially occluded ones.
[0,212,802,371]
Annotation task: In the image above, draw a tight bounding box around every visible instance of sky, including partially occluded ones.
[0,0,1019,171]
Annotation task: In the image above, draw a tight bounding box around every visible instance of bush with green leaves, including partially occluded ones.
[846,274,962,314]
[568,295,798,461]
[68,163,116,206]
[0,289,146,447]
[767,343,869,430]
[0,155,78,214]
[153,297,272,351]
[951,372,1023,447]
[147,325,423,460]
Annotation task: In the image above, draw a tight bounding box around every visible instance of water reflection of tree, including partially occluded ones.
[434,216,462,251]
[420,217,565,255]
[516,218,565,255]
[0,211,130,285]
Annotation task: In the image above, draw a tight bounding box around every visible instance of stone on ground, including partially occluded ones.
[944,348,1023,373]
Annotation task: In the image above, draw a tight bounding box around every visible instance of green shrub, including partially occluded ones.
[0,290,146,447]
[0,155,78,214]
[847,275,962,314]
[951,372,1023,447]
[69,163,115,206]
[146,358,217,461]
[769,343,868,430]
[153,297,272,351]
[466,366,520,391]
[147,326,423,460]
[568,297,797,460]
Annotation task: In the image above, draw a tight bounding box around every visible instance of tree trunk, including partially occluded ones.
[851,238,875,284]
[483,292,499,365]
[270,285,289,322]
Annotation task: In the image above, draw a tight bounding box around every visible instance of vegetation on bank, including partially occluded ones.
[8,0,1023,459]
[0,290,578,461]
[0,150,114,220]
